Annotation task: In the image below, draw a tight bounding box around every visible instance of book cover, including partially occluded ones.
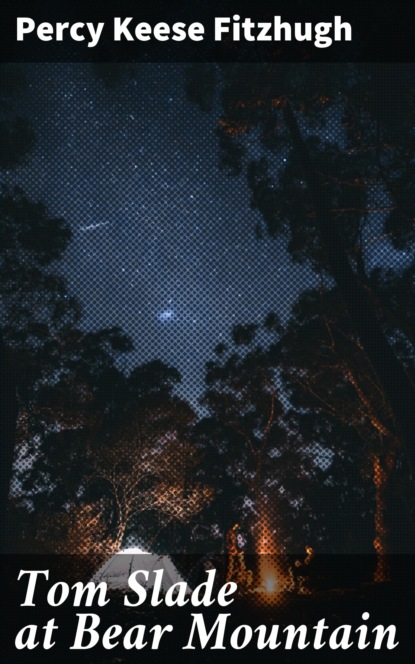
[1,1,413,661]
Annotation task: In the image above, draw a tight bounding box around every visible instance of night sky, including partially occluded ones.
[4,63,316,407]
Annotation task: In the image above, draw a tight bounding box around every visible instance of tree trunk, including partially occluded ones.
[254,468,287,592]
[282,103,415,471]
[0,341,18,553]
[372,453,395,583]
[113,518,128,553]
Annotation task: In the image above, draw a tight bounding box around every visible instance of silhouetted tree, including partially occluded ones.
[197,323,309,557]
[277,286,413,575]
[186,63,415,471]
[23,360,212,556]
[0,185,82,549]
[88,361,212,553]
[0,65,35,169]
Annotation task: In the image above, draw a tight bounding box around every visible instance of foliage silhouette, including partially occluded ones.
[186,63,415,467]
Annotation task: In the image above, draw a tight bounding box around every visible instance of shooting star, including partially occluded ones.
[79,221,110,232]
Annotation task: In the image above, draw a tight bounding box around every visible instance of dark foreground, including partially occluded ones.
[3,554,414,664]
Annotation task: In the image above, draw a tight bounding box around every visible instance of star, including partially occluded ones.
[159,309,175,322]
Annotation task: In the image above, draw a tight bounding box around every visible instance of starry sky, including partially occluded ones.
[4,63,319,408]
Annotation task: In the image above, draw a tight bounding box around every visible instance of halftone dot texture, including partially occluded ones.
[3,64,412,591]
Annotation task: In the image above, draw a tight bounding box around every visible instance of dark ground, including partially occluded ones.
[3,554,414,664]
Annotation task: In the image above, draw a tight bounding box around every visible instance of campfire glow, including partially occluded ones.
[251,520,288,606]
[263,574,277,593]
[251,573,284,607]
[226,517,291,606]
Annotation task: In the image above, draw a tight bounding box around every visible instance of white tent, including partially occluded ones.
[91,547,190,592]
